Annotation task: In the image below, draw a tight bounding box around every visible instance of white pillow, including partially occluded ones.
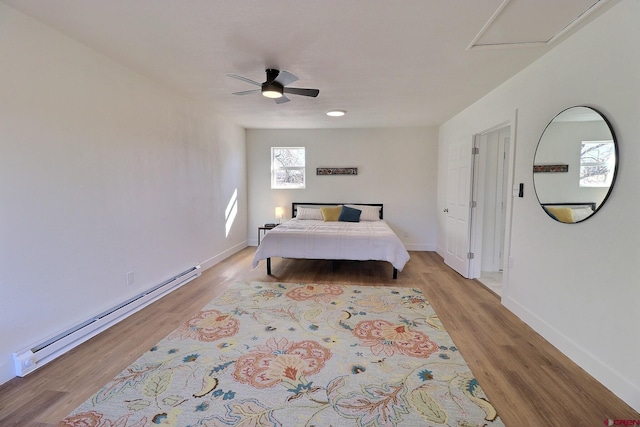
[346,205,381,221]
[296,207,324,220]
[571,207,593,222]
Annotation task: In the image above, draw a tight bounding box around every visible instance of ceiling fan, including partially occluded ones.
[227,69,319,104]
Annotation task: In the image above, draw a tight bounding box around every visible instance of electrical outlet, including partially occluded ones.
[126,271,134,286]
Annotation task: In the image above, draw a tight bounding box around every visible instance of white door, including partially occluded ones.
[444,137,474,277]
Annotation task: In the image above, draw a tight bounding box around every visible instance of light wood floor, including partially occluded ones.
[0,249,637,426]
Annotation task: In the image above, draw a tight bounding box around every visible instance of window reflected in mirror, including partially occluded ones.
[579,141,615,188]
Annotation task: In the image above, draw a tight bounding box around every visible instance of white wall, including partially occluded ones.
[437,0,639,410]
[0,4,247,383]
[247,127,438,251]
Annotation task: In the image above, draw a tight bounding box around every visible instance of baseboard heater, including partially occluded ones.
[13,265,201,377]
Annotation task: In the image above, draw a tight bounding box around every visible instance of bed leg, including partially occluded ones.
[393,268,398,279]
[267,258,271,275]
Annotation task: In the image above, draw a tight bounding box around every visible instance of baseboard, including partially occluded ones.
[0,360,14,385]
[503,295,640,412]
[200,241,247,270]
[404,243,435,251]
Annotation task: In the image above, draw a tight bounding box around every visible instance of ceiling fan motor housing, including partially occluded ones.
[265,68,280,82]
[262,69,284,98]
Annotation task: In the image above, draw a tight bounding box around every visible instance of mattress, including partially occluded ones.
[252,218,410,271]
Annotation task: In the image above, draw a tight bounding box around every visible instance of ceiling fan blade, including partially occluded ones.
[232,89,261,95]
[226,73,262,86]
[283,87,320,97]
[274,95,291,104]
[274,70,299,87]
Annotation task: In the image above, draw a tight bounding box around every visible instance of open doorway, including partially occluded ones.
[472,125,510,296]
[443,118,516,289]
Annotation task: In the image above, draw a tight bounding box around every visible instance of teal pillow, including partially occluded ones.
[339,205,361,222]
[543,206,558,221]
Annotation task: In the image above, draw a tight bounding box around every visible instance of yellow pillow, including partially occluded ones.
[320,206,342,221]
[546,206,574,223]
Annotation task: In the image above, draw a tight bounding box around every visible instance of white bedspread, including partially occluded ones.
[252,219,410,271]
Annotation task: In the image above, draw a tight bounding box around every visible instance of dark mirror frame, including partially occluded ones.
[533,106,618,224]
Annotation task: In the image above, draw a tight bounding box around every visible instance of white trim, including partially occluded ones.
[404,244,435,252]
[467,0,612,51]
[503,295,640,412]
[0,361,14,385]
[548,0,612,45]
[200,241,247,270]
[466,0,512,51]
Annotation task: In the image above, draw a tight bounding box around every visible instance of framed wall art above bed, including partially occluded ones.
[316,167,358,175]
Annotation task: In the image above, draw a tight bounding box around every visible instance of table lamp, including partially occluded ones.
[275,206,284,224]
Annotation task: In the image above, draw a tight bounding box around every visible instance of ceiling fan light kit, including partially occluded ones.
[262,84,283,99]
[228,69,319,104]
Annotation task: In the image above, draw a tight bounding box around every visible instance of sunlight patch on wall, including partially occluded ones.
[225,188,238,237]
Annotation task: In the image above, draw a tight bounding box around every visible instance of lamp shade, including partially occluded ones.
[275,206,284,222]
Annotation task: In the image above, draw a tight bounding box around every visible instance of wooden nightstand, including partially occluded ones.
[257,224,277,245]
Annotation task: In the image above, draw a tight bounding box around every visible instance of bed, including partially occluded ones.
[542,202,596,223]
[252,203,410,279]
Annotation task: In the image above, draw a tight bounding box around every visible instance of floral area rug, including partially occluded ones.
[59,282,504,427]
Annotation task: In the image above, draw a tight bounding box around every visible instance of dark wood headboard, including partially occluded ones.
[292,203,384,219]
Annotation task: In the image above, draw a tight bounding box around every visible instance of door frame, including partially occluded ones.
[468,113,517,295]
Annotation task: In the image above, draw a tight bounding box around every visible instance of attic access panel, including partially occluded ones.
[468,0,609,49]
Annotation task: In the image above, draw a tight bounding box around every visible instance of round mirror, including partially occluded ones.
[533,106,617,223]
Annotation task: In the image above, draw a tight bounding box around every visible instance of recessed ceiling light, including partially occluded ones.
[327,110,346,117]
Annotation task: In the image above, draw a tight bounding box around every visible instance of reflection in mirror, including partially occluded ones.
[533,106,617,224]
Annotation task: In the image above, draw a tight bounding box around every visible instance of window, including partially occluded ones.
[271,147,305,189]
[579,141,615,187]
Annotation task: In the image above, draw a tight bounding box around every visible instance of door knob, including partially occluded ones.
[443,208,449,213]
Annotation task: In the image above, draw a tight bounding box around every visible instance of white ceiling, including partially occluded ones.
[2,0,614,129]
